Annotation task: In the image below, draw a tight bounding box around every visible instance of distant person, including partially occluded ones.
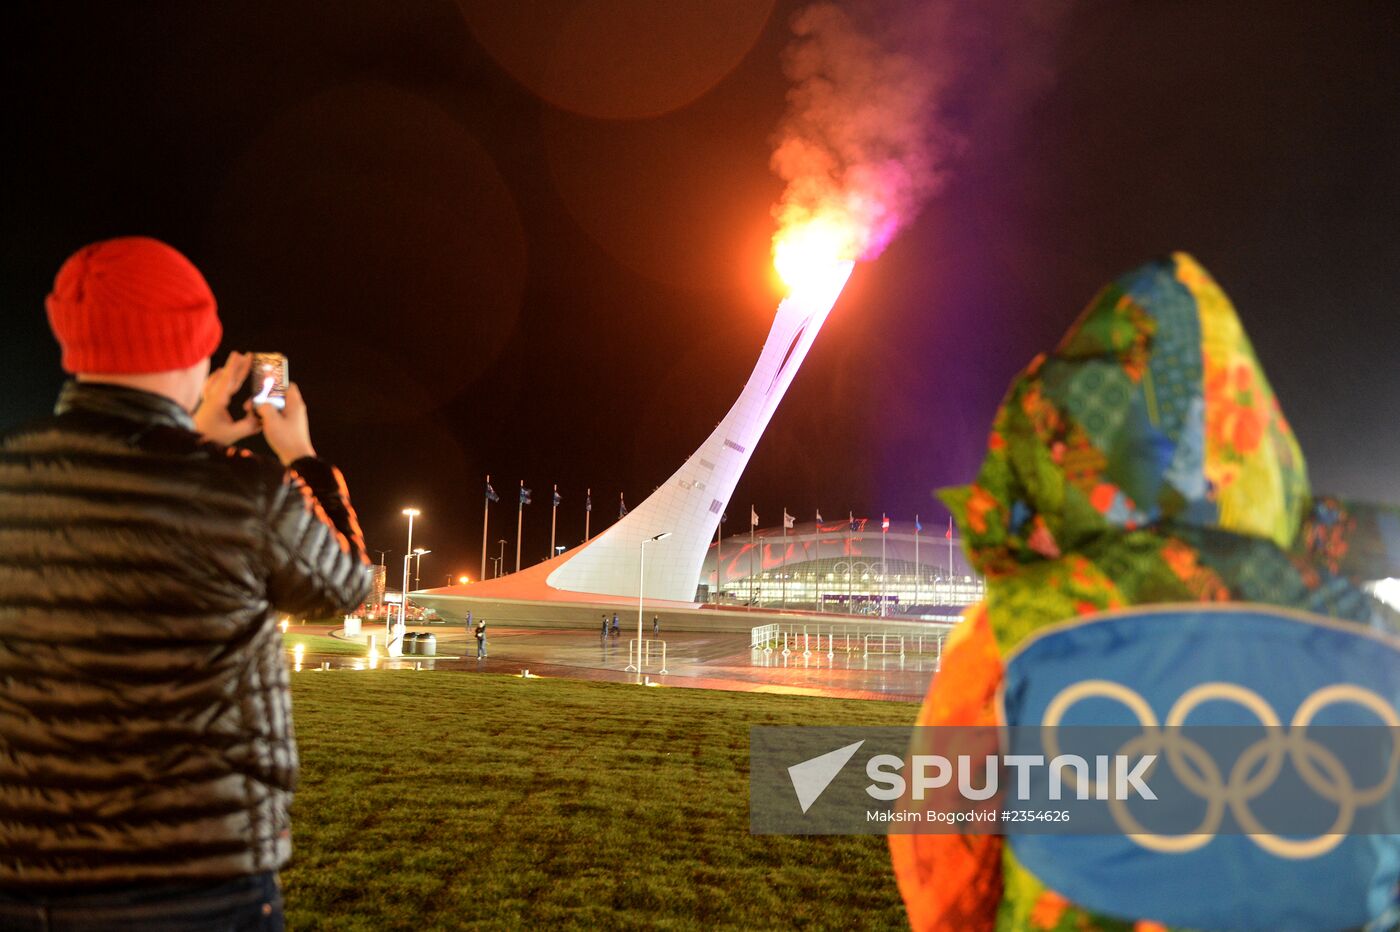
[475,618,487,659]
[463,610,473,640]
[0,237,370,928]
[610,613,619,637]
[652,615,660,636]
[601,613,609,639]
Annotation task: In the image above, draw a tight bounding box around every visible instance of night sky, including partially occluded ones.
[5,1,1398,584]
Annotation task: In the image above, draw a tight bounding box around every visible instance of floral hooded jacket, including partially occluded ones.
[889,252,1400,931]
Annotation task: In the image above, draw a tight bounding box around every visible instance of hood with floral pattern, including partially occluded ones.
[941,252,1399,649]
[893,252,1400,932]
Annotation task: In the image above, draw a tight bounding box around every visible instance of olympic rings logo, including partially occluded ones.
[1040,680,1400,859]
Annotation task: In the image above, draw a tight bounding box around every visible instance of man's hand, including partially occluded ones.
[194,351,261,445]
[258,383,317,466]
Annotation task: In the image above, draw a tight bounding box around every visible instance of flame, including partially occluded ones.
[773,217,856,292]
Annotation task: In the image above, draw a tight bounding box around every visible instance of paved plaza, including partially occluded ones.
[290,624,940,703]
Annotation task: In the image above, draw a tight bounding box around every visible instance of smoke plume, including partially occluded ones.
[771,0,1072,261]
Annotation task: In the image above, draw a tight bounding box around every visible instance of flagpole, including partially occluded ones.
[585,488,591,542]
[550,484,558,561]
[948,515,954,601]
[716,518,723,604]
[515,480,524,574]
[846,512,853,613]
[781,509,788,610]
[481,474,491,583]
[749,506,756,607]
[881,513,887,618]
[814,511,821,613]
[914,514,920,611]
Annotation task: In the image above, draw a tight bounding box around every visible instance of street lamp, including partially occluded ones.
[398,508,420,639]
[457,575,471,585]
[630,531,672,672]
[497,539,507,576]
[412,548,430,591]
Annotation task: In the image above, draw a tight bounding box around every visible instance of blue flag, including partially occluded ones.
[586,494,592,513]
[520,486,532,506]
[485,482,499,503]
[619,495,628,519]
[553,489,562,508]
[914,515,922,532]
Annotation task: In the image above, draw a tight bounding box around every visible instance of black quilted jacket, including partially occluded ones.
[0,381,370,886]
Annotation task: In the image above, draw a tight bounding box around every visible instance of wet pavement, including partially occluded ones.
[288,625,941,704]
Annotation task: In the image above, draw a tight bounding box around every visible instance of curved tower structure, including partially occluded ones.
[426,262,856,608]
[543,262,854,602]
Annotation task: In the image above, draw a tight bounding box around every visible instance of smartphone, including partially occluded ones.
[249,353,289,410]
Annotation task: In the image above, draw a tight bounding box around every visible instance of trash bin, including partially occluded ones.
[418,633,436,657]
[404,632,420,656]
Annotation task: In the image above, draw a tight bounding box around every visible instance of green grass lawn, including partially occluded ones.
[285,671,917,930]
[283,633,373,657]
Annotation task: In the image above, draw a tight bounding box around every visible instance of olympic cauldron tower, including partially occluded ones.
[423,259,854,608]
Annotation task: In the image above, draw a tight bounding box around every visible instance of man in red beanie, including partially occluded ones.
[0,236,370,931]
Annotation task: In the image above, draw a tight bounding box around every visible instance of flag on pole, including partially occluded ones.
[485,481,500,503]
[750,506,759,527]
[882,514,890,532]
[816,509,824,523]
[721,512,728,524]
[849,512,859,531]
[519,486,532,506]
[783,510,795,529]
[586,491,592,512]
[915,515,922,532]
[552,487,562,508]
[946,516,953,539]
[619,494,628,518]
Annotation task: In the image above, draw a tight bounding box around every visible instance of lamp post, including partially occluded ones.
[631,531,672,672]
[412,548,430,591]
[398,508,420,635]
[497,539,506,577]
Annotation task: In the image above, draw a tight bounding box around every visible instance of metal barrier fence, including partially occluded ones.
[626,638,669,675]
[863,633,903,656]
[749,620,955,670]
[751,624,781,649]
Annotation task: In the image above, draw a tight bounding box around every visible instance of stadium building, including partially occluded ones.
[701,518,982,614]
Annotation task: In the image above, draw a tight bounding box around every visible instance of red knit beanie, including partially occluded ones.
[46,236,222,374]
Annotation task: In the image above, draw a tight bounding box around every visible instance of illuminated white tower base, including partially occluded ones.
[426,262,854,606]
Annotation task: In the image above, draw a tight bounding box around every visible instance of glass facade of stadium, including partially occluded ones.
[699,518,984,615]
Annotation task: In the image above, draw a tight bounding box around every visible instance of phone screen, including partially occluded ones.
[250,353,289,410]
